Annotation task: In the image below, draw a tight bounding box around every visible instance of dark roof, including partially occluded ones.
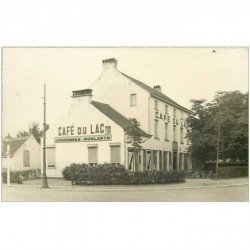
[2,137,28,157]
[120,72,192,114]
[91,101,151,138]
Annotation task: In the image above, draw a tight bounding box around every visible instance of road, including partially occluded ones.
[1,177,248,202]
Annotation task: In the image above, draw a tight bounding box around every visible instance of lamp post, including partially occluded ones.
[42,83,49,188]
[6,133,12,186]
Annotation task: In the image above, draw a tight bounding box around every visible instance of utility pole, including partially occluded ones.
[42,83,49,188]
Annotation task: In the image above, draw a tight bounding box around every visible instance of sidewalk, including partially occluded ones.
[2,177,248,201]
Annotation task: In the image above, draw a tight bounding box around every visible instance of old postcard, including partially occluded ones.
[1,47,248,201]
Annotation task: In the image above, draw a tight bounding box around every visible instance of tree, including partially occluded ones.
[16,130,29,137]
[187,91,248,173]
[186,99,213,169]
[124,118,146,171]
[16,121,42,143]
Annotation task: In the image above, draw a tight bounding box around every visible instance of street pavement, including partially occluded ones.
[1,177,249,202]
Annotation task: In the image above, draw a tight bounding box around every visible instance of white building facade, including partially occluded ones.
[45,58,192,177]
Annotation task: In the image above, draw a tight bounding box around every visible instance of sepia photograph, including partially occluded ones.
[1,47,248,202]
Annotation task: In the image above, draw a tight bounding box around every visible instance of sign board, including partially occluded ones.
[54,135,112,143]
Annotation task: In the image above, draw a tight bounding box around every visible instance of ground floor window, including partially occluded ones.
[88,145,98,166]
[159,151,163,171]
[152,150,158,170]
[179,153,183,170]
[126,148,190,172]
[110,145,120,164]
[146,150,152,171]
[184,153,189,170]
[163,151,168,171]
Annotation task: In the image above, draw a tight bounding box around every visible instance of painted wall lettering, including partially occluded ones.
[58,124,108,136]
[155,110,170,123]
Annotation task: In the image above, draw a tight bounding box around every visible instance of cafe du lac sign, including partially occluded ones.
[54,124,112,143]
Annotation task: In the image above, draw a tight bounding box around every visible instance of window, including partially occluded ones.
[165,105,168,114]
[110,145,120,164]
[143,149,146,171]
[130,94,137,106]
[153,150,158,170]
[88,146,98,166]
[105,126,111,134]
[173,125,176,141]
[154,120,159,139]
[163,151,168,171]
[159,151,163,171]
[169,152,172,170]
[179,153,183,170]
[173,108,176,117]
[181,111,184,119]
[23,150,30,167]
[165,123,169,140]
[180,127,184,143]
[155,100,159,110]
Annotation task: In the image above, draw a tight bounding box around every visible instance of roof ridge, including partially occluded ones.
[120,71,192,114]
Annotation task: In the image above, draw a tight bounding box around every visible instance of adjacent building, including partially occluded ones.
[2,135,41,171]
[45,58,192,177]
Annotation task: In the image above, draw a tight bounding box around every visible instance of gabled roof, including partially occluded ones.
[2,137,28,157]
[120,72,192,114]
[91,101,151,138]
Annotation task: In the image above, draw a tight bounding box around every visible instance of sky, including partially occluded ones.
[2,47,248,137]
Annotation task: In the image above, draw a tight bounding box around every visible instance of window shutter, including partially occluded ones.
[110,145,120,164]
[88,147,98,164]
[23,150,30,167]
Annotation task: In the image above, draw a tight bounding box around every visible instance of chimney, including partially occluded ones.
[102,58,117,73]
[71,89,93,104]
[154,85,162,92]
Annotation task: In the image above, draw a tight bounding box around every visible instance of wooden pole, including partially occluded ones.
[42,83,49,188]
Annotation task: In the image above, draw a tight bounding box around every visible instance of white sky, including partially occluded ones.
[2,47,248,137]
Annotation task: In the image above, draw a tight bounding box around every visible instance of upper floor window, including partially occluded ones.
[155,100,159,110]
[180,127,184,143]
[173,125,176,141]
[173,108,176,117]
[165,105,168,114]
[154,120,159,139]
[165,123,169,141]
[130,94,137,106]
[181,111,184,119]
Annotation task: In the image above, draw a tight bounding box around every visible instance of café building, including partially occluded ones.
[45,58,192,177]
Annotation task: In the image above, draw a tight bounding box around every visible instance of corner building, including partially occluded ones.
[45,58,192,177]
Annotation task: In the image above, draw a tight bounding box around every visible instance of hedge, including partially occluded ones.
[2,169,41,184]
[62,163,185,185]
[204,162,247,172]
[216,166,248,179]
[185,166,248,179]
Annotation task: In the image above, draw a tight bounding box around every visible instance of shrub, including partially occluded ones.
[64,163,186,185]
[62,163,88,181]
[2,169,41,184]
[215,166,248,179]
